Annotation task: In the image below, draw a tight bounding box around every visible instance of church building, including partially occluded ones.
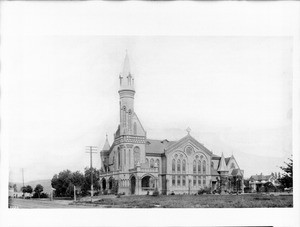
[99,53,244,195]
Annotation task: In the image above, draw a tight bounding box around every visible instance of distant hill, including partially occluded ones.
[10,179,53,194]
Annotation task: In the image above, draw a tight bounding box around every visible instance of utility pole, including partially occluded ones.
[86,146,98,202]
[22,168,25,198]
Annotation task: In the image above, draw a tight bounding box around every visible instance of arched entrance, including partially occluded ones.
[130,176,136,195]
[141,175,155,191]
[101,178,106,190]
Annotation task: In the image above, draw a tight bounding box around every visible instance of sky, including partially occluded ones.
[2,35,292,182]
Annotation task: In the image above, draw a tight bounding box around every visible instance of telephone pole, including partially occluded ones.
[22,168,25,188]
[85,146,98,202]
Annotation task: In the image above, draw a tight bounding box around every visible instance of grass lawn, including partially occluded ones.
[73,194,293,208]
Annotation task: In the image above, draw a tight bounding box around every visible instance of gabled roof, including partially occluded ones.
[165,134,213,155]
[225,157,231,165]
[250,174,272,181]
[145,139,176,154]
[217,153,228,172]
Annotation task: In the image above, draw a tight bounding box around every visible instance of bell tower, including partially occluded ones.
[119,51,135,135]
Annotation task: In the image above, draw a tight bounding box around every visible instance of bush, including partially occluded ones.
[170,191,175,195]
[244,186,251,193]
[152,188,159,196]
[198,187,212,195]
[40,193,49,198]
[258,186,265,193]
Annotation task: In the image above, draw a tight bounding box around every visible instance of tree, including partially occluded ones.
[82,167,100,196]
[51,169,73,197]
[34,184,44,198]
[21,185,33,194]
[278,156,293,188]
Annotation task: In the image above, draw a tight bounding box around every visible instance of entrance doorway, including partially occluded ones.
[102,178,106,190]
[130,176,136,195]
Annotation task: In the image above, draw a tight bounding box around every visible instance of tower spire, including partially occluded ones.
[122,50,130,77]
[102,134,110,151]
[119,51,134,90]
[218,152,228,172]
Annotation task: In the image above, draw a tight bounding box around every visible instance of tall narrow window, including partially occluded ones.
[129,149,131,167]
[122,106,126,127]
[182,176,186,186]
[124,149,126,165]
[193,160,196,173]
[172,159,176,173]
[182,159,186,173]
[203,160,206,174]
[193,176,196,186]
[177,175,181,186]
[133,122,137,135]
[145,158,149,168]
[118,148,121,169]
[172,176,176,186]
[113,156,115,170]
[156,159,160,172]
[203,177,206,186]
[177,159,181,173]
[198,176,201,186]
[150,158,154,168]
[128,110,132,131]
[134,146,140,165]
[198,160,201,174]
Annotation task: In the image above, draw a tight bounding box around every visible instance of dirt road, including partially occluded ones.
[9,198,92,209]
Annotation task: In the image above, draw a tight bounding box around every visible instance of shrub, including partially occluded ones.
[244,186,251,193]
[40,193,48,198]
[152,188,159,196]
[170,191,175,195]
[199,187,212,195]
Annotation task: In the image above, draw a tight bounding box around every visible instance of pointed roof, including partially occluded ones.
[102,135,110,151]
[122,50,130,77]
[218,153,228,172]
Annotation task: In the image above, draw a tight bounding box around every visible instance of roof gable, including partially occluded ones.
[165,134,213,156]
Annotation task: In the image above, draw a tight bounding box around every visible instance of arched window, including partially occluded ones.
[182,159,186,173]
[134,146,140,165]
[203,160,206,174]
[193,160,196,173]
[177,159,181,173]
[203,177,206,186]
[197,160,201,174]
[156,159,160,172]
[193,176,196,186]
[145,158,149,168]
[198,176,201,186]
[150,158,154,168]
[182,176,186,186]
[211,161,214,168]
[133,122,137,135]
[172,159,176,173]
